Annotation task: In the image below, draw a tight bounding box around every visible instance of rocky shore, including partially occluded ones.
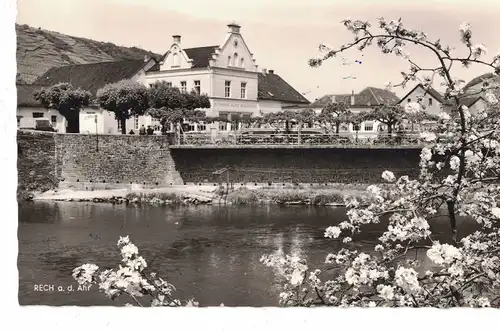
[28,184,371,207]
[27,185,372,206]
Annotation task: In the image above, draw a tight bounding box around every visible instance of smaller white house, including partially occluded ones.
[398,82,487,116]
[397,83,445,117]
[17,84,67,132]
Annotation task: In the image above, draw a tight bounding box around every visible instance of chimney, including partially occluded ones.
[330,95,336,103]
[262,68,267,74]
[228,22,241,34]
[350,90,355,106]
[172,35,181,44]
[268,69,274,74]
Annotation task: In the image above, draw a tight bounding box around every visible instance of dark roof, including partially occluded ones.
[184,46,219,68]
[310,87,399,108]
[257,72,310,104]
[397,83,445,104]
[17,84,46,107]
[464,73,497,90]
[32,59,148,94]
[158,46,219,69]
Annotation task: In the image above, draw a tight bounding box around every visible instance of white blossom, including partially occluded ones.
[377,284,395,300]
[382,170,396,182]
[324,226,341,239]
[427,243,462,265]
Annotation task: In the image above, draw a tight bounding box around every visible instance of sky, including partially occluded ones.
[16,0,500,102]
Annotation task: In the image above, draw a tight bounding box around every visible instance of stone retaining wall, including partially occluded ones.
[18,131,424,192]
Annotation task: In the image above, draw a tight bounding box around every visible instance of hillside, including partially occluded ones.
[16,24,160,84]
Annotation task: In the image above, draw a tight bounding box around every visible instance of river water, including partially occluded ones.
[18,202,473,306]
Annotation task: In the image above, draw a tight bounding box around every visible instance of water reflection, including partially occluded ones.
[18,202,478,306]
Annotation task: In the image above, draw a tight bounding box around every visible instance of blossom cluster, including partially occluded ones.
[72,236,199,307]
[262,17,500,308]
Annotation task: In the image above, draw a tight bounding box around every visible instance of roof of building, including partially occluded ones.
[257,72,310,104]
[464,72,497,90]
[32,59,149,94]
[17,84,47,107]
[184,46,219,68]
[29,57,308,105]
[157,45,219,69]
[310,87,400,108]
[397,83,445,104]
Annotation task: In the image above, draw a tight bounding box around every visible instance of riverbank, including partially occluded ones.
[30,184,371,206]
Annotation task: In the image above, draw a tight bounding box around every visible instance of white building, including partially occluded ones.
[398,83,486,116]
[26,22,309,134]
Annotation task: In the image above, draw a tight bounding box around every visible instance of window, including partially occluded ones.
[194,80,201,94]
[233,53,238,66]
[166,82,172,87]
[240,82,247,99]
[228,56,231,66]
[149,84,153,88]
[198,123,206,132]
[32,112,44,118]
[117,120,122,131]
[353,124,360,131]
[428,98,433,106]
[240,58,244,68]
[364,121,374,131]
[134,115,139,130]
[225,81,231,98]
[407,98,411,103]
[188,124,195,132]
[51,115,57,126]
[172,53,180,67]
[181,81,187,93]
[17,115,23,127]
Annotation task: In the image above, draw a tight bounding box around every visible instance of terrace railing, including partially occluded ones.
[174,132,451,148]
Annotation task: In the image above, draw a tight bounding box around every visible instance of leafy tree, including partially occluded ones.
[363,104,406,134]
[96,80,149,134]
[317,101,352,133]
[147,82,211,141]
[33,82,92,133]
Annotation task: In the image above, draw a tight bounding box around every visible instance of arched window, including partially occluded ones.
[228,56,231,66]
[233,53,238,67]
[172,53,179,67]
[240,58,244,68]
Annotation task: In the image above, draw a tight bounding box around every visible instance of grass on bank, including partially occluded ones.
[218,187,355,205]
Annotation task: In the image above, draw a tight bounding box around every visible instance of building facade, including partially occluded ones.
[22,22,309,134]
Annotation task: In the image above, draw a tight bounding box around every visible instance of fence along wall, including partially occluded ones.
[169,148,422,184]
[17,131,183,190]
[18,131,423,191]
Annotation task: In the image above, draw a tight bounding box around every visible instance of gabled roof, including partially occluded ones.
[17,84,47,107]
[258,72,310,104]
[397,83,445,104]
[158,46,219,69]
[33,59,150,94]
[310,87,399,108]
[464,73,497,90]
[184,46,219,68]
